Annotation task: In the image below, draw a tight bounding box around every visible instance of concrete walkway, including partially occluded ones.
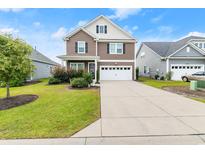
[1,81,205,144]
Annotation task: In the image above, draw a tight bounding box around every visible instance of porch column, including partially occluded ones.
[166,58,169,73]
[94,59,97,83]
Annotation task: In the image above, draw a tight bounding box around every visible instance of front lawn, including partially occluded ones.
[138,76,189,89]
[138,77,205,103]
[0,79,100,139]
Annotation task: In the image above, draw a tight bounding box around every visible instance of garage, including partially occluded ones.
[171,64,205,80]
[100,66,132,80]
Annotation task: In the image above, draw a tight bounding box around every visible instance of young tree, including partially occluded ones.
[0,35,34,98]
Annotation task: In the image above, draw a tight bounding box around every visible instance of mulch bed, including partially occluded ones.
[0,94,38,110]
[163,86,205,99]
[68,86,99,90]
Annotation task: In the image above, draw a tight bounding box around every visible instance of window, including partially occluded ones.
[186,47,190,52]
[199,43,203,48]
[144,66,150,74]
[70,63,85,71]
[109,43,124,54]
[193,72,205,76]
[96,25,107,34]
[77,41,86,53]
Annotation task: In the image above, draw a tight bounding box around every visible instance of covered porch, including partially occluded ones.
[57,55,100,82]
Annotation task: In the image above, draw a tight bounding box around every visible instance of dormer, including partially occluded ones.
[190,39,205,50]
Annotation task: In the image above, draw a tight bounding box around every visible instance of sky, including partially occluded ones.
[0,8,205,63]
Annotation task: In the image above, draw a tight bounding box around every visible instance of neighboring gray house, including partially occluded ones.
[30,49,58,80]
[136,36,205,80]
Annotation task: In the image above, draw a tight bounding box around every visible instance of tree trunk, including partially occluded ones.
[6,82,10,98]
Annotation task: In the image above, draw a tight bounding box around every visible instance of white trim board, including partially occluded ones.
[84,15,137,40]
[168,43,205,57]
[99,60,134,62]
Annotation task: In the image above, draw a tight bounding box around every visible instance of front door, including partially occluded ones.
[88,62,95,79]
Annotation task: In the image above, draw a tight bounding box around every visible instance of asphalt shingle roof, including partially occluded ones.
[30,49,58,66]
[143,36,205,57]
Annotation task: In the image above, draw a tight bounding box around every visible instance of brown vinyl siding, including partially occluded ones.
[66,30,96,56]
[97,42,135,60]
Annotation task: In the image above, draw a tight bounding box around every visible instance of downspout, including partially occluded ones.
[166,58,170,73]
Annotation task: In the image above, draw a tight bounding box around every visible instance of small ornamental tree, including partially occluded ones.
[0,35,34,98]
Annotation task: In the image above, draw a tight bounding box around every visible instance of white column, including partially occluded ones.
[166,58,169,73]
[134,43,136,80]
[94,59,97,83]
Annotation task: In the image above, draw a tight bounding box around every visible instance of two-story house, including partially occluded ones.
[58,15,137,81]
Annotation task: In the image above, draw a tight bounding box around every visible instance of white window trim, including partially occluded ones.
[70,63,85,71]
[109,43,123,55]
[77,41,86,54]
[88,62,96,81]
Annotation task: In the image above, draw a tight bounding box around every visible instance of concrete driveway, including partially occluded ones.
[71,81,205,144]
[2,81,205,145]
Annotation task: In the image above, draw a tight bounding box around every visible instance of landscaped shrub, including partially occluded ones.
[67,69,84,80]
[165,71,172,80]
[136,67,139,80]
[70,78,88,88]
[96,69,100,83]
[48,77,61,85]
[51,66,69,82]
[83,73,93,85]
[160,76,165,80]
[154,74,160,80]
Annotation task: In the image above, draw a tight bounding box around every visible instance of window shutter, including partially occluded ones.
[104,25,107,34]
[107,43,110,54]
[75,42,78,53]
[96,25,99,33]
[123,43,125,54]
[85,42,88,53]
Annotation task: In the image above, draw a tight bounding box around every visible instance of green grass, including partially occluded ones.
[138,76,189,89]
[0,79,100,139]
[138,77,205,104]
[191,97,205,103]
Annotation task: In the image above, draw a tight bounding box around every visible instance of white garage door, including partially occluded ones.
[171,64,205,80]
[100,66,132,80]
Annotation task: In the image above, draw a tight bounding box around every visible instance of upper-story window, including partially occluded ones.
[78,41,85,53]
[75,41,88,54]
[193,41,205,50]
[109,43,124,54]
[96,25,107,34]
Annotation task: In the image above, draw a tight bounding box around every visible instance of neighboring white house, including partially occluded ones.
[136,36,205,80]
[30,49,58,80]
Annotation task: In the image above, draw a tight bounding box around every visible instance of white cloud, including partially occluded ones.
[151,15,163,23]
[77,20,88,27]
[51,27,67,39]
[51,20,88,40]
[183,31,205,37]
[176,31,205,41]
[132,26,139,31]
[0,8,24,13]
[108,8,142,20]
[123,25,133,34]
[0,28,19,35]
[158,26,173,34]
[33,22,41,27]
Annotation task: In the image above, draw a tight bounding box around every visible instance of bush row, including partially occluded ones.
[48,66,93,88]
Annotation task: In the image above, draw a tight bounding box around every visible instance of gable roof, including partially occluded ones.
[64,15,136,41]
[30,49,59,66]
[84,15,136,40]
[143,36,205,57]
[64,27,97,40]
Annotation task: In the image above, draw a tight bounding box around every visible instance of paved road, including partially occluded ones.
[2,81,205,144]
